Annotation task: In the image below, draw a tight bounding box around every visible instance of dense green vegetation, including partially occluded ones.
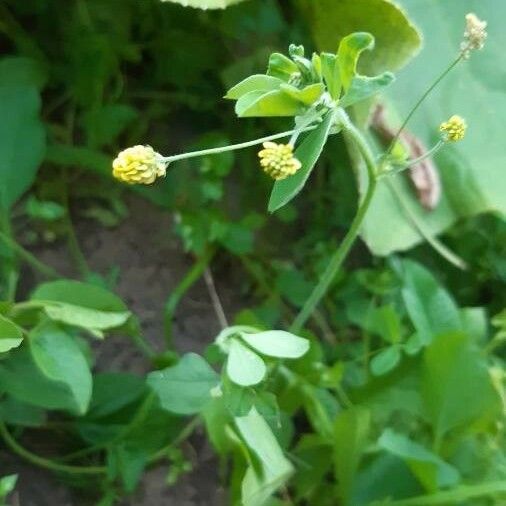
[0,0,504,504]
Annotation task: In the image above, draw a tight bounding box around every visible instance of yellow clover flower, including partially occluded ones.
[112,145,167,185]
[258,142,301,180]
[439,115,467,142]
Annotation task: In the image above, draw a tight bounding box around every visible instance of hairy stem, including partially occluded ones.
[162,126,316,164]
[291,113,378,332]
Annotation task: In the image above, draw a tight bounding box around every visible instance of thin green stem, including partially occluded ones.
[386,178,468,270]
[0,230,60,279]
[162,126,316,164]
[59,393,156,463]
[0,421,105,475]
[163,247,216,348]
[291,112,378,333]
[61,176,91,278]
[369,481,506,506]
[148,416,200,463]
[128,332,156,359]
[386,55,463,156]
[381,140,445,177]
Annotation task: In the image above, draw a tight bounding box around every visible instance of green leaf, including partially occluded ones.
[25,196,65,221]
[0,314,23,353]
[421,332,501,443]
[378,429,460,491]
[31,279,127,311]
[235,89,305,117]
[235,407,293,506]
[0,397,46,427]
[370,345,401,376]
[0,82,45,209]
[0,57,47,89]
[320,52,342,100]
[338,32,376,90]
[160,0,247,9]
[147,353,219,415]
[267,53,299,81]
[279,83,325,105]
[31,279,130,333]
[334,407,371,505]
[87,373,146,419]
[0,346,84,414]
[363,0,506,255]
[299,0,422,74]
[340,72,395,108]
[239,330,309,359]
[226,338,266,387]
[268,110,336,212]
[41,304,130,333]
[29,322,92,415]
[0,474,17,498]
[0,323,92,415]
[226,74,283,99]
[397,259,462,345]
[83,104,138,148]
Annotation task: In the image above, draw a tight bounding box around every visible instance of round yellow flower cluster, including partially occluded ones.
[439,115,467,142]
[258,142,301,181]
[112,145,167,185]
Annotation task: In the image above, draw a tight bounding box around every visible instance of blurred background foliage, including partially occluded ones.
[0,0,505,503]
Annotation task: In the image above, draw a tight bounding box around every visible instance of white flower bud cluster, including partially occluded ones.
[461,13,487,59]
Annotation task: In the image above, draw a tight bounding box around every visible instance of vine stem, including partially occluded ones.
[0,421,105,475]
[290,112,378,333]
[386,55,462,156]
[161,126,316,164]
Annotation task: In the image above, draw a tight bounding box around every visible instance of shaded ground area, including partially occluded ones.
[1,195,240,505]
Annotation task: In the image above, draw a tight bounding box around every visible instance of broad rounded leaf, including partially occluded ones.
[370,345,401,376]
[422,332,501,442]
[378,429,460,491]
[31,279,127,312]
[227,338,266,387]
[299,0,422,74]
[226,74,283,100]
[363,0,506,255]
[239,330,309,359]
[235,89,304,117]
[30,322,92,415]
[0,85,45,209]
[397,259,462,345]
[31,279,130,332]
[147,353,219,415]
[0,315,23,353]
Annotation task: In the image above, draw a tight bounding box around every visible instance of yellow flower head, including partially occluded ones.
[461,13,487,59]
[258,142,301,180]
[439,115,467,142]
[112,145,167,185]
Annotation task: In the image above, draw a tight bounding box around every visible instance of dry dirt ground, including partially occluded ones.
[1,195,243,505]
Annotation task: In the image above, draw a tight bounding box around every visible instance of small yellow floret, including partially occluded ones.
[439,115,467,142]
[258,142,301,181]
[112,145,167,185]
